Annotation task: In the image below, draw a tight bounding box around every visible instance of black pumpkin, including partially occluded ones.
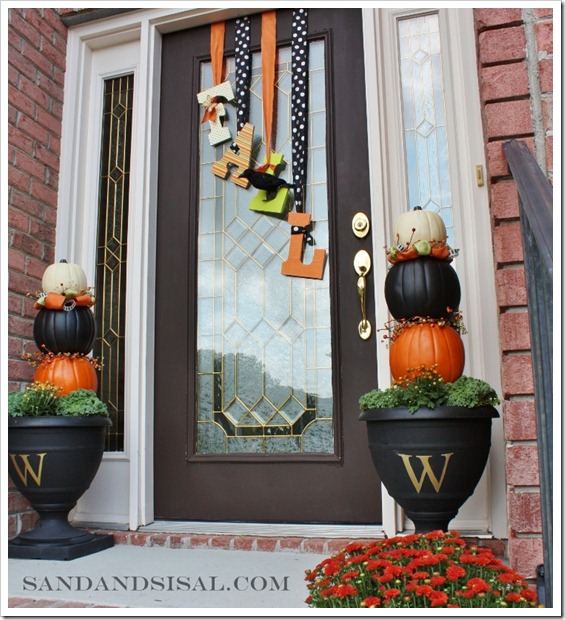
[33,306,96,355]
[384,257,461,319]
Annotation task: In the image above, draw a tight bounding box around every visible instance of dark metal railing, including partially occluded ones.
[503,139,553,607]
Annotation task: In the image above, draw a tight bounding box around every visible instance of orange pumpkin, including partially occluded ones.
[389,323,465,383]
[34,354,98,395]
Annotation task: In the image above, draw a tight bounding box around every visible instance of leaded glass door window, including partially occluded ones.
[154,9,381,523]
[196,41,333,456]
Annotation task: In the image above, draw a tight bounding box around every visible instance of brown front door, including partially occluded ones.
[154,9,381,523]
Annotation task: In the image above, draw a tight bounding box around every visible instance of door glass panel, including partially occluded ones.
[196,40,333,456]
[398,13,455,245]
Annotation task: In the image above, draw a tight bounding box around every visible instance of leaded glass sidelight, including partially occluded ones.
[398,13,455,245]
[94,74,134,451]
[197,40,333,456]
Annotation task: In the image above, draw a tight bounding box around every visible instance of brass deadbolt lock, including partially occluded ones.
[352,212,370,238]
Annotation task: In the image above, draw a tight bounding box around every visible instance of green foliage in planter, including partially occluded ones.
[8,382,108,417]
[8,392,27,417]
[359,366,499,414]
[444,375,500,409]
[55,389,109,417]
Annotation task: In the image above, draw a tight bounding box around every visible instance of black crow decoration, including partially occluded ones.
[238,168,298,202]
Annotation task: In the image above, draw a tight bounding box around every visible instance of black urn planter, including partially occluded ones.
[359,406,499,533]
[8,416,114,560]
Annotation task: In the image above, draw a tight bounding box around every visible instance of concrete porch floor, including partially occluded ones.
[7,522,384,611]
[8,544,327,611]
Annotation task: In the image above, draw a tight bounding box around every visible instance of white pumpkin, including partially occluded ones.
[42,259,88,296]
[394,206,447,246]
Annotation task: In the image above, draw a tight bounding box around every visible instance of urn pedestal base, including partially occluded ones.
[9,531,114,561]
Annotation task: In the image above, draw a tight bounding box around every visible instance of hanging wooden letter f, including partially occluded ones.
[281,212,326,279]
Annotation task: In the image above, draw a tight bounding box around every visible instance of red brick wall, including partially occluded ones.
[7,7,68,538]
[474,7,552,578]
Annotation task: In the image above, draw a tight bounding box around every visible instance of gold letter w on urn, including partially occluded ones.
[398,452,453,493]
[9,453,46,487]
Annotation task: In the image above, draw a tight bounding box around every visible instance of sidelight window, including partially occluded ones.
[398,13,455,245]
[93,74,134,452]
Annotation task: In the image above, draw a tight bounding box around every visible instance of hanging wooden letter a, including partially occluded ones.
[211,122,254,188]
[281,212,327,280]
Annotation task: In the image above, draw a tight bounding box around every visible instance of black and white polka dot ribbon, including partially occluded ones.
[291,9,308,213]
[231,17,251,153]
[291,224,314,245]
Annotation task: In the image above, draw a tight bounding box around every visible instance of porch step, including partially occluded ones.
[90,521,386,556]
[86,521,506,559]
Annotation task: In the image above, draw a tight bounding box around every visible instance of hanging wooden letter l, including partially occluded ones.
[281,212,326,279]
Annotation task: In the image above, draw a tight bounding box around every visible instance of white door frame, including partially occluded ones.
[58,7,505,537]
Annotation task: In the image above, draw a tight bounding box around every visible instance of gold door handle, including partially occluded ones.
[354,250,372,340]
[357,274,372,340]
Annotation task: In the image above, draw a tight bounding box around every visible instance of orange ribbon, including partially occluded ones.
[210,21,225,86]
[201,95,220,124]
[200,22,226,124]
[255,161,278,173]
[35,292,95,311]
[261,11,276,166]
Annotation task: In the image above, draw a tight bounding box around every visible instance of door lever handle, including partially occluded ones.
[357,273,372,340]
[354,250,372,340]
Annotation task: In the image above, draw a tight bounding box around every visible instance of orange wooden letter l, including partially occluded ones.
[281,212,326,280]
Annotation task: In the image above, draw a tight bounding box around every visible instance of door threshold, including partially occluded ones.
[139,520,386,539]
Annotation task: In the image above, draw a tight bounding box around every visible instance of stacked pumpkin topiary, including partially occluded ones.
[384,207,465,383]
[31,260,99,395]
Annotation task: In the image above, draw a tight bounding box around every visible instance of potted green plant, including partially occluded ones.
[359,366,499,533]
[305,530,538,608]
[8,381,114,560]
[359,365,500,414]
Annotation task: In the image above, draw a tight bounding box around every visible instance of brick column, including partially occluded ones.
[8,7,68,536]
[474,7,552,578]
